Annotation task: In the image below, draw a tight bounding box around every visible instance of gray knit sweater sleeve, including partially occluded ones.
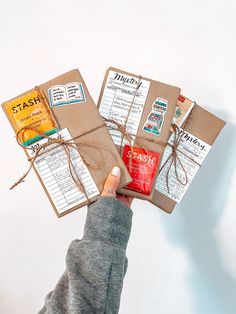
[38,196,133,314]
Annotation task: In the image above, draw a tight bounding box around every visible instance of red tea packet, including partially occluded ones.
[122,145,160,195]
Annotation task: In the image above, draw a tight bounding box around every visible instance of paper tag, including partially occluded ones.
[155,128,211,202]
[122,145,160,195]
[28,129,99,215]
[99,70,150,146]
[48,82,86,107]
[143,97,168,136]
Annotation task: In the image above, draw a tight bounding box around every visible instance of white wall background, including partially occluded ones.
[0,0,236,313]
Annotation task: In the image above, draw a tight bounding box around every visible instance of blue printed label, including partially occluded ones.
[48,82,86,107]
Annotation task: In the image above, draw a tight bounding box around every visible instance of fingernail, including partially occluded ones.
[111,166,120,177]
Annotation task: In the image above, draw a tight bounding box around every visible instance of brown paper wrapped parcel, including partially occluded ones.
[2,69,131,217]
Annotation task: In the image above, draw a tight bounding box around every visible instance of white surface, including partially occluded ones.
[0,0,236,313]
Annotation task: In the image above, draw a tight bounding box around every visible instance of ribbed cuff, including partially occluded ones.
[83,197,133,249]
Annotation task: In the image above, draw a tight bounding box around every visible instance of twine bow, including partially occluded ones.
[159,123,188,194]
[10,124,106,203]
[158,105,201,194]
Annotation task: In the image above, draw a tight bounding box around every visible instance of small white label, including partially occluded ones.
[155,128,211,202]
[99,70,150,146]
[29,129,99,214]
[48,82,86,107]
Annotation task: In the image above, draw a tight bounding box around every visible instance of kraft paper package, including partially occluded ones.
[2,69,132,217]
[152,95,226,213]
[97,67,181,201]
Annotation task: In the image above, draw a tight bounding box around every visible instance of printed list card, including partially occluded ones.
[28,129,99,215]
[99,70,150,146]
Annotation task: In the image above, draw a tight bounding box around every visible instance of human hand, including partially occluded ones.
[101,166,133,208]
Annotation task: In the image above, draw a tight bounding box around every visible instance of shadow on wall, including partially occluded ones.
[161,114,236,314]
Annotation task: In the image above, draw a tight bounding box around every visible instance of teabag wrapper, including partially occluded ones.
[122,145,160,195]
[97,67,181,200]
[3,89,58,146]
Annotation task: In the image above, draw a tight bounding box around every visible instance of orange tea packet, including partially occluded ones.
[3,89,58,146]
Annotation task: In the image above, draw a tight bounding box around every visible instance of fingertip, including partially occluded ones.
[102,166,121,197]
[111,166,121,177]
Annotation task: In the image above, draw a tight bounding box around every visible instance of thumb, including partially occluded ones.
[101,166,121,197]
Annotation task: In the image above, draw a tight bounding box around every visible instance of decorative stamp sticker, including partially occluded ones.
[48,82,86,107]
[143,97,168,136]
[172,95,195,129]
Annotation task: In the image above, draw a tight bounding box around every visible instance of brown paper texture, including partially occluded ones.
[97,67,181,201]
[2,69,132,217]
[151,95,226,213]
